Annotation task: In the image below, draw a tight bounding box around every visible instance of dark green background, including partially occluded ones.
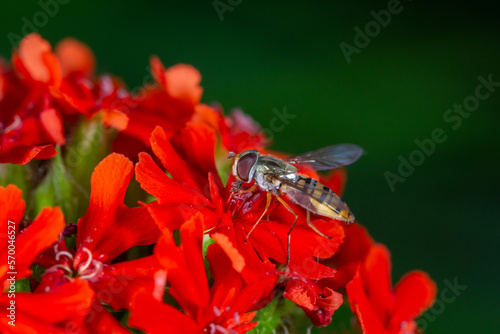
[2,1,499,333]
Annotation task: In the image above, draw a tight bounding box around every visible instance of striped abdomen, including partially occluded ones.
[279,175,355,222]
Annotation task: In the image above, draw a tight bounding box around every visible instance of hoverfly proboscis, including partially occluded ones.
[228,144,363,265]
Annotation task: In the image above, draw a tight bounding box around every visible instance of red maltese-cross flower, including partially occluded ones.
[346,244,437,334]
[0,185,94,334]
[113,56,204,161]
[135,122,350,326]
[129,213,278,334]
[33,153,162,333]
[1,33,128,164]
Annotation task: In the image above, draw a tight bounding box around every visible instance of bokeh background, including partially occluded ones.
[1,1,499,333]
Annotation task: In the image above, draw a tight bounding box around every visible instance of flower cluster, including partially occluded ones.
[0,34,436,334]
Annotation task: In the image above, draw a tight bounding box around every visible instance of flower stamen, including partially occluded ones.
[55,250,74,262]
[45,264,73,275]
[79,260,103,280]
[76,248,94,275]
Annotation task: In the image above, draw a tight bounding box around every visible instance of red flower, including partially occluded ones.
[129,213,277,334]
[278,222,372,327]
[0,279,94,334]
[218,108,269,152]
[34,153,162,333]
[0,59,62,164]
[113,56,204,160]
[0,185,96,334]
[135,123,353,327]
[0,32,439,334]
[283,278,343,327]
[137,124,344,272]
[346,244,437,334]
[0,185,64,289]
[52,37,129,130]
[1,34,128,164]
[135,124,225,231]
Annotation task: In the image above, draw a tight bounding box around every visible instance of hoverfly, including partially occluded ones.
[228,144,363,265]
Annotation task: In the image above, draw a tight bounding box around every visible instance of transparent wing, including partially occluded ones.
[283,144,363,171]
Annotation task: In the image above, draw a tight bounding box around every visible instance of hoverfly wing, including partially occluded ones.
[283,144,363,171]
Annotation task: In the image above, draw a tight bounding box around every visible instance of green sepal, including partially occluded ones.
[33,148,74,221]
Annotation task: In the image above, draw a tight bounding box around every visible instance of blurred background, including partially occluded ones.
[1,0,499,332]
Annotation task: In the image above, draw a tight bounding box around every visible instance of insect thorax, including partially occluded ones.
[253,156,298,192]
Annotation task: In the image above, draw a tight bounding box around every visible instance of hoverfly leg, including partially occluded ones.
[230,179,243,193]
[306,210,332,240]
[266,212,271,221]
[237,184,258,194]
[244,191,272,243]
[275,195,298,266]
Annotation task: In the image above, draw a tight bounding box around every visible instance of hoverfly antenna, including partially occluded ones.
[227,152,236,159]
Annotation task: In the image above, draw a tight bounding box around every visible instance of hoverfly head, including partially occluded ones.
[232,150,259,183]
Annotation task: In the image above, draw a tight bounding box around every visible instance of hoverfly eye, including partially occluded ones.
[237,152,258,182]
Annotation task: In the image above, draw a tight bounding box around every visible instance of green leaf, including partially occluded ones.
[31,264,46,283]
[65,117,113,188]
[202,234,215,281]
[248,298,282,334]
[0,163,29,193]
[14,278,30,293]
[33,149,74,220]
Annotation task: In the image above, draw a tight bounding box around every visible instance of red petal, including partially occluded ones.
[1,207,64,288]
[150,56,167,87]
[389,271,437,330]
[216,214,278,283]
[284,279,343,327]
[283,279,316,311]
[221,109,268,152]
[206,238,244,314]
[14,33,61,86]
[85,300,130,334]
[206,235,277,326]
[10,279,93,328]
[76,153,133,252]
[102,109,129,131]
[191,104,221,130]
[150,126,208,192]
[155,214,209,317]
[322,223,373,289]
[136,152,211,206]
[346,269,388,334]
[0,70,4,99]
[0,144,57,164]
[55,38,95,77]
[91,256,163,311]
[0,185,25,245]
[212,233,245,273]
[40,108,65,144]
[332,223,373,265]
[164,64,202,105]
[92,205,160,262]
[360,244,394,322]
[245,220,338,280]
[129,290,201,334]
[146,202,220,231]
[177,122,223,189]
